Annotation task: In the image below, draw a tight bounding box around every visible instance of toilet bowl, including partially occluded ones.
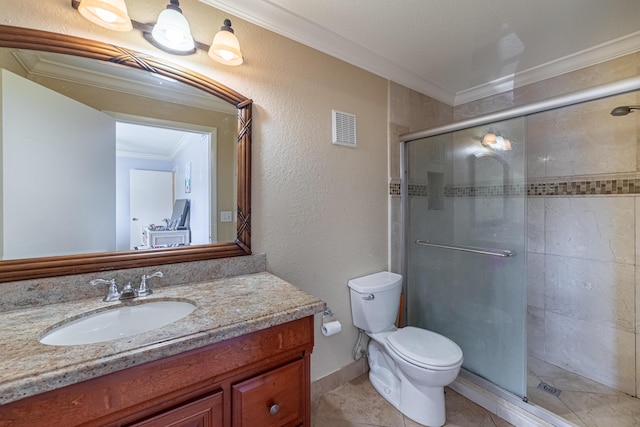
[348,272,463,427]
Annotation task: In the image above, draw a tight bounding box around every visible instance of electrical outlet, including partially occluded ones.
[220,211,233,222]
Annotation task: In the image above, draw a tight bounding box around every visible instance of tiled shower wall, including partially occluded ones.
[389,52,640,396]
[526,92,639,396]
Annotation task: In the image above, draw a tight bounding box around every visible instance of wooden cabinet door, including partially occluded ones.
[232,360,304,427]
[128,391,223,427]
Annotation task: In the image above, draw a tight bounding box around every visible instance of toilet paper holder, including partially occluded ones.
[321,308,342,336]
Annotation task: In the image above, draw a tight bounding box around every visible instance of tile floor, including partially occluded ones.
[311,373,514,426]
[528,356,640,427]
[312,357,640,427]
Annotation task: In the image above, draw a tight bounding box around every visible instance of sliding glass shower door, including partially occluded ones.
[405,117,527,397]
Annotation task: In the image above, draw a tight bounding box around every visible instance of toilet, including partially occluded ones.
[348,271,463,427]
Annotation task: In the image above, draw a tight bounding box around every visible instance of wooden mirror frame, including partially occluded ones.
[0,25,252,282]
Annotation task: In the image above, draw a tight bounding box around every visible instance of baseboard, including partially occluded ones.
[311,358,369,402]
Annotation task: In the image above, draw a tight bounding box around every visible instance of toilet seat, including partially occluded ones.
[386,327,463,371]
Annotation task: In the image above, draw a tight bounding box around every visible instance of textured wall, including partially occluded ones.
[1,0,389,381]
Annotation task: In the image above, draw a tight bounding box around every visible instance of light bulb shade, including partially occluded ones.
[497,136,512,151]
[78,0,132,32]
[481,132,512,151]
[481,132,497,146]
[151,7,195,53]
[208,26,243,65]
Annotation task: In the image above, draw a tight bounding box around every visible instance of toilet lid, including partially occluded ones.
[387,327,463,369]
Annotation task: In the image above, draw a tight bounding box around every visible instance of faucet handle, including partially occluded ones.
[90,278,120,302]
[138,271,163,297]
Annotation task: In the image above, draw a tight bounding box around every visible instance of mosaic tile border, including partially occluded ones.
[390,176,640,197]
[527,178,639,196]
[446,184,526,197]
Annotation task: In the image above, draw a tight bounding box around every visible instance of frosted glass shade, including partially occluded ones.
[481,132,511,151]
[78,0,132,32]
[208,29,243,66]
[151,8,195,52]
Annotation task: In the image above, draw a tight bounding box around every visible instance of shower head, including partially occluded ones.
[610,106,640,116]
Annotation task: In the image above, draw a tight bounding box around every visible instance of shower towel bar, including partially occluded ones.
[415,240,516,257]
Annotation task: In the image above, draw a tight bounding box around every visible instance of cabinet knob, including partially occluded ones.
[269,404,280,415]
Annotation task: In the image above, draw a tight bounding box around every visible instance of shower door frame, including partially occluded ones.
[398,75,640,421]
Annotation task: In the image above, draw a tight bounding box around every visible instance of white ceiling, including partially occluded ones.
[203,0,640,105]
[116,122,200,160]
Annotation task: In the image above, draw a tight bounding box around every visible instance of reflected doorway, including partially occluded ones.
[115,121,214,251]
[129,169,174,249]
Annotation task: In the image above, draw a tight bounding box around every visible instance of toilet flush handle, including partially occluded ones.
[362,293,375,301]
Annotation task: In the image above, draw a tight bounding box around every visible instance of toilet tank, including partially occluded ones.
[348,271,402,333]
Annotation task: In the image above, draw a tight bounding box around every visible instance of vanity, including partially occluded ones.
[0,272,325,426]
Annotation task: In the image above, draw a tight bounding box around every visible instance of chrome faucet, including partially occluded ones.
[90,278,121,302]
[91,271,163,301]
[138,271,164,297]
[120,282,137,300]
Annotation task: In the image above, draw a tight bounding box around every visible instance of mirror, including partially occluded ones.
[0,25,252,282]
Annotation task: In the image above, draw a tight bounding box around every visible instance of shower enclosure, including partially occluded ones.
[406,117,527,398]
[400,76,640,425]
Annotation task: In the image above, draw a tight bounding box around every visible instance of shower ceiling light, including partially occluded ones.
[77,0,132,32]
[481,132,497,145]
[610,105,640,116]
[481,132,512,151]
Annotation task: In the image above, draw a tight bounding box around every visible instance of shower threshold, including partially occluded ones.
[450,369,575,427]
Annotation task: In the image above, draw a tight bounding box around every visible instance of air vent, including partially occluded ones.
[332,110,356,148]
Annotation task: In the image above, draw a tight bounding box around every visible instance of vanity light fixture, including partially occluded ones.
[76,0,132,32]
[71,0,243,65]
[150,0,195,54]
[208,20,243,66]
[481,131,512,151]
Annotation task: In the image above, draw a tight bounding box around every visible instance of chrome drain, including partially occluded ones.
[537,381,561,397]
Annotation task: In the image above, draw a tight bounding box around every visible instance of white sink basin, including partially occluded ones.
[39,300,196,346]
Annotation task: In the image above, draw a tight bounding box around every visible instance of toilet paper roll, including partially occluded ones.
[322,320,342,337]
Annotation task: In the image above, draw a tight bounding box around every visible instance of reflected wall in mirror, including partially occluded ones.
[0,25,252,282]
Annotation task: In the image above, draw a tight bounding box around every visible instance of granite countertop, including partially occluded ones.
[0,272,325,405]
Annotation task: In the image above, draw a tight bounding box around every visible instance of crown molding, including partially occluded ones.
[454,31,640,106]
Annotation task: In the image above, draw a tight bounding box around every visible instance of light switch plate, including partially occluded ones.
[220,211,233,222]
